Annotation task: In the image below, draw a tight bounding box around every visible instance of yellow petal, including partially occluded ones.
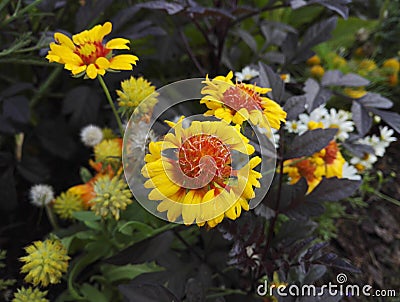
[54,33,75,50]
[86,64,98,79]
[109,54,139,70]
[105,38,130,50]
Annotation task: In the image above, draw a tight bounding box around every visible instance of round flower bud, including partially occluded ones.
[80,125,103,147]
[29,185,54,207]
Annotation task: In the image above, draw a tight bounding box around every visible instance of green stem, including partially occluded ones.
[374,190,400,207]
[97,75,124,136]
[45,204,59,230]
[30,66,62,109]
[1,0,43,27]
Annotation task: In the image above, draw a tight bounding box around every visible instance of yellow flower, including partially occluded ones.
[332,55,347,68]
[310,65,325,79]
[94,138,122,163]
[200,71,286,130]
[357,59,377,76]
[46,22,139,79]
[382,58,400,74]
[284,141,345,193]
[343,87,367,99]
[53,191,85,219]
[141,118,262,227]
[91,176,132,220]
[306,55,321,66]
[20,239,69,287]
[117,76,159,117]
[12,287,48,302]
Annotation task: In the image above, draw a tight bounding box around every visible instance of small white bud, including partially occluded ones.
[30,184,54,207]
[80,125,103,147]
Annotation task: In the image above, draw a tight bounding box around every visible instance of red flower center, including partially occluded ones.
[177,134,232,188]
[75,41,110,65]
[323,141,338,164]
[222,84,263,112]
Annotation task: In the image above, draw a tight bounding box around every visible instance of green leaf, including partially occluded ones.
[73,211,101,222]
[80,283,108,302]
[117,221,154,236]
[100,262,164,284]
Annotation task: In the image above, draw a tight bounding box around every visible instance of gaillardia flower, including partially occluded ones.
[20,239,70,287]
[12,287,48,302]
[200,71,286,130]
[141,117,262,227]
[46,22,138,79]
[91,176,132,220]
[283,141,345,193]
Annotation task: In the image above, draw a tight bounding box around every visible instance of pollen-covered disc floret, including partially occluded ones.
[200,71,286,130]
[20,239,70,287]
[141,118,262,227]
[91,176,132,220]
[29,185,54,207]
[46,22,138,79]
[12,287,49,302]
[53,191,85,220]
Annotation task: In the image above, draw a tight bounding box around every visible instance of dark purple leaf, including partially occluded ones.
[187,5,235,19]
[290,0,307,9]
[137,1,184,15]
[284,95,306,120]
[258,62,284,103]
[75,0,113,31]
[110,6,141,32]
[0,82,33,98]
[3,95,30,124]
[351,101,372,136]
[285,201,325,220]
[284,128,337,159]
[306,177,362,203]
[62,86,100,129]
[314,253,361,273]
[310,0,351,19]
[119,282,181,302]
[293,17,337,63]
[341,142,374,158]
[303,78,332,112]
[281,32,299,62]
[0,116,15,134]
[263,51,286,64]
[236,29,257,52]
[0,168,17,212]
[358,93,393,109]
[321,70,370,87]
[369,108,400,134]
[17,156,50,183]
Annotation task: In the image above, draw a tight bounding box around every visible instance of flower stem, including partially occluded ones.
[97,75,124,136]
[45,204,59,230]
[374,190,400,207]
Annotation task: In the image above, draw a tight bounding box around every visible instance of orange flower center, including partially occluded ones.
[222,84,263,112]
[296,159,317,182]
[177,134,232,188]
[323,141,338,164]
[75,41,110,65]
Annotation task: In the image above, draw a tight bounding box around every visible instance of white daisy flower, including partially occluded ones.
[235,66,259,82]
[29,184,54,207]
[359,135,386,157]
[323,108,354,141]
[80,125,103,147]
[379,126,397,146]
[350,153,378,170]
[297,106,328,134]
[342,162,362,180]
[285,120,301,133]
